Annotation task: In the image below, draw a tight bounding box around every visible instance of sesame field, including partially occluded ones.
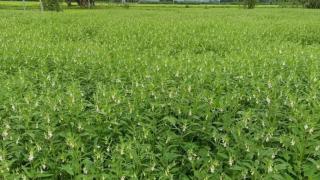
[1,7,320,179]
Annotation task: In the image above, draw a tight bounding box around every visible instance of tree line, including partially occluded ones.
[41,0,319,11]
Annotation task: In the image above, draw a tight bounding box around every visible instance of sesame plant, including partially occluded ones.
[0,8,320,179]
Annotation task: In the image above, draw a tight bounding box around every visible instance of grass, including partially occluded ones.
[1,7,320,179]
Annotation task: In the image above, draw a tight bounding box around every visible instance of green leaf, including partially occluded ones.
[60,165,74,176]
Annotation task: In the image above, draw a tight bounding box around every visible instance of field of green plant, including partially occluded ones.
[1,7,320,179]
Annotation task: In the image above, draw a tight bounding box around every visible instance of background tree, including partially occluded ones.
[303,0,320,8]
[42,0,61,11]
[66,0,95,7]
[244,0,256,8]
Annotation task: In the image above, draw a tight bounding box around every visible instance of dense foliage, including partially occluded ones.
[244,0,256,8]
[42,0,61,11]
[1,8,320,179]
[303,0,320,8]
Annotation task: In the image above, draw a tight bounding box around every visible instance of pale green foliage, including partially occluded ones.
[0,8,320,179]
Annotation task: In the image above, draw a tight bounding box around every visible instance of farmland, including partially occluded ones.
[1,7,320,179]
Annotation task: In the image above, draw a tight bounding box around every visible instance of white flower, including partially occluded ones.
[36,144,42,151]
[266,97,271,104]
[188,85,192,93]
[28,152,34,162]
[250,169,255,175]
[210,165,215,173]
[304,124,309,130]
[291,139,295,146]
[22,175,27,180]
[309,127,314,134]
[267,81,272,89]
[11,104,16,111]
[228,157,233,167]
[150,163,155,171]
[222,140,228,148]
[67,140,75,149]
[2,130,8,138]
[47,130,53,139]
[242,172,247,179]
[266,136,270,142]
[83,167,88,174]
[267,164,273,173]
[165,167,170,176]
[289,101,294,108]
[245,144,250,152]
[46,116,50,123]
[77,123,83,131]
[182,124,187,132]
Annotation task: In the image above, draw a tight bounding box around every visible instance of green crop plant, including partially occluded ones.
[0,7,320,179]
